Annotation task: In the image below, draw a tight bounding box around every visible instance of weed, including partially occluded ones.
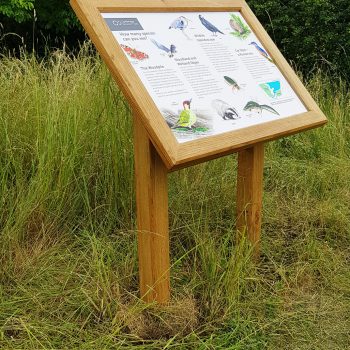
[0,46,349,348]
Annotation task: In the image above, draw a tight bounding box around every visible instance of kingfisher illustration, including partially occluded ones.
[174,99,197,129]
[151,39,177,57]
[199,15,224,35]
[249,42,274,63]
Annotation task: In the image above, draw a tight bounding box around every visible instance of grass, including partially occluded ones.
[0,45,349,349]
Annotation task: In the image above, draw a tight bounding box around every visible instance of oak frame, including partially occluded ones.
[70,0,327,171]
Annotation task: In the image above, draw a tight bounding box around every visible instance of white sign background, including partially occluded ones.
[103,12,307,143]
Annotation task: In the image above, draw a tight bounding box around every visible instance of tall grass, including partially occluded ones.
[0,46,349,349]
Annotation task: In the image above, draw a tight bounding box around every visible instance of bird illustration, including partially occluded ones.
[174,99,197,129]
[169,16,191,39]
[212,99,240,120]
[229,15,251,39]
[199,15,224,35]
[151,39,177,57]
[243,101,279,115]
[229,18,244,35]
[249,42,274,63]
[169,16,189,31]
[224,76,241,93]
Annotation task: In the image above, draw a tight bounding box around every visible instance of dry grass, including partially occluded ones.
[0,48,349,348]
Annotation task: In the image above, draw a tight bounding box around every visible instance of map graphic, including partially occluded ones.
[260,80,282,98]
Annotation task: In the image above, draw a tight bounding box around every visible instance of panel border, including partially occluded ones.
[70,0,327,170]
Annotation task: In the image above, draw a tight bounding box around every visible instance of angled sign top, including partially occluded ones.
[71,0,327,170]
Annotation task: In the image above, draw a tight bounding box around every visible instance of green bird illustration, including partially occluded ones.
[174,99,197,129]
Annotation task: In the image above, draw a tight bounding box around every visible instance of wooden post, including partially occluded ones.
[133,116,170,304]
[236,143,264,257]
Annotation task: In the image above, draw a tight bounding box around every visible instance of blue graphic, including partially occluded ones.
[259,80,282,98]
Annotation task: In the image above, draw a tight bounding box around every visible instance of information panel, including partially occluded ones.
[103,12,307,143]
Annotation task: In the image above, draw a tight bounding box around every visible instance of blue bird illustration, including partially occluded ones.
[151,39,177,57]
[169,16,191,39]
[199,15,224,35]
[169,16,189,31]
[249,42,274,63]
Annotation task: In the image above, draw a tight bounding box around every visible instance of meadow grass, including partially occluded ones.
[0,46,349,349]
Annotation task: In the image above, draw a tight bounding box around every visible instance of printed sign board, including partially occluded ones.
[71,0,327,170]
[103,12,307,144]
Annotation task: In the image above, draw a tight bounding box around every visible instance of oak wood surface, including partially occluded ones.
[133,116,170,303]
[92,0,245,12]
[70,0,178,169]
[175,111,324,171]
[236,143,264,258]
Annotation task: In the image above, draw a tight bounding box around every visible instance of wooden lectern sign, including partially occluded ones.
[71,0,327,303]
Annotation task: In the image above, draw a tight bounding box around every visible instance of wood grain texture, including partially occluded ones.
[70,0,327,171]
[236,143,264,258]
[174,111,325,170]
[133,116,170,303]
[93,0,245,12]
[70,0,178,170]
